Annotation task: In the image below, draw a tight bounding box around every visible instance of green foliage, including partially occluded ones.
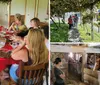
[94,23,99,28]
[50,23,69,42]
[0,0,11,3]
[98,22,100,25]
[82,14,93,24]
[51,0,100,16]
[78,24,100,42]
[51,0,100,42]
[95,1,100,9]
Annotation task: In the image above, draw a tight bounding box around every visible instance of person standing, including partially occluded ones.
[74,14,78,28]
[54,58,65,85]
[68,15,73,30]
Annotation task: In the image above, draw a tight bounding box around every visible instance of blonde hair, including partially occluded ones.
[27,29,48,66]
[15,14,22,21]
[15,13,24,24]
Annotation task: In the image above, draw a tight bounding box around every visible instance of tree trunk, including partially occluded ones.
[62,14,66,24]
[98,25,100,33]
[98,27,99,33]
[91,17,94,40]
[50,17,59,29]
[90,5,94,41]
[86,24,89,33]
[58,16,60,27]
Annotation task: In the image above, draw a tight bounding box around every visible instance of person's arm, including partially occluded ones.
[8,22,15,31]
[59,73,65,79]
[8,26,12,31]
[8,22,17,32]
[11,40,28,62]
[11,46,28,62]
[11,41,25,54]
[93,63,97,71]
[11,35,26,54]
[55,68,65,80]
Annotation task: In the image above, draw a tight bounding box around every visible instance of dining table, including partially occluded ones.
[0,27,19,72]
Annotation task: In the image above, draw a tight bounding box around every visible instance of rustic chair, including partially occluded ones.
[10,61,48,85]
[19,61,48,85]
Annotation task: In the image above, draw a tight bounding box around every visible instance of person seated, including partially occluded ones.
[9,29,49,84]
[8,13,27,33]
[10,30,29,48]
[41,24,49,50]
[54,57,65,85]
[30,17,48,30]
[30,18,40,29]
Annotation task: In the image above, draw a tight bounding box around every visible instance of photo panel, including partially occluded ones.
[50,43,100,85]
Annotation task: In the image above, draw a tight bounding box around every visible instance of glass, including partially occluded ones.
[0,41,5,48]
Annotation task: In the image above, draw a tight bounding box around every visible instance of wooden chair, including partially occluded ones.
[15,61,48,85]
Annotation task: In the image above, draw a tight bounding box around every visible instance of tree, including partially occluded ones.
[0,0,11,3]
[51,0,100,40]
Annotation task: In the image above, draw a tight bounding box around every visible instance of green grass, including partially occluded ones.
[50,23,100,42]
[78,24,100,42]
[50,23,69,42]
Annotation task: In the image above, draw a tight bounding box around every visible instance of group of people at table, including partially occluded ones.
[0,13,49,84]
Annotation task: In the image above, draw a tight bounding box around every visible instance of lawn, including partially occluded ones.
[78,24,100,42]
[50,23,69,42]
[50,23,100,42]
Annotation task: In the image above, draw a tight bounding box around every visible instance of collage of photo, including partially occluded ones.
[0,0,100,85]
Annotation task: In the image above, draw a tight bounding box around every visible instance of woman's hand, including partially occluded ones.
[8,22,15,31]
[12,22,16,26]
[8,22,17,32]
[60,73,65,80]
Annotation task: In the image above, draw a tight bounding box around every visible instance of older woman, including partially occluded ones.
[10,29,48,84]
[9,13,27,33]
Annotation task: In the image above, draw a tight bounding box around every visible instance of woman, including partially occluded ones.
[54,58,65,85]
[9,13,27,33]
[30,18,48,30]
[10,29,48,84]
[30,18,40,29]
